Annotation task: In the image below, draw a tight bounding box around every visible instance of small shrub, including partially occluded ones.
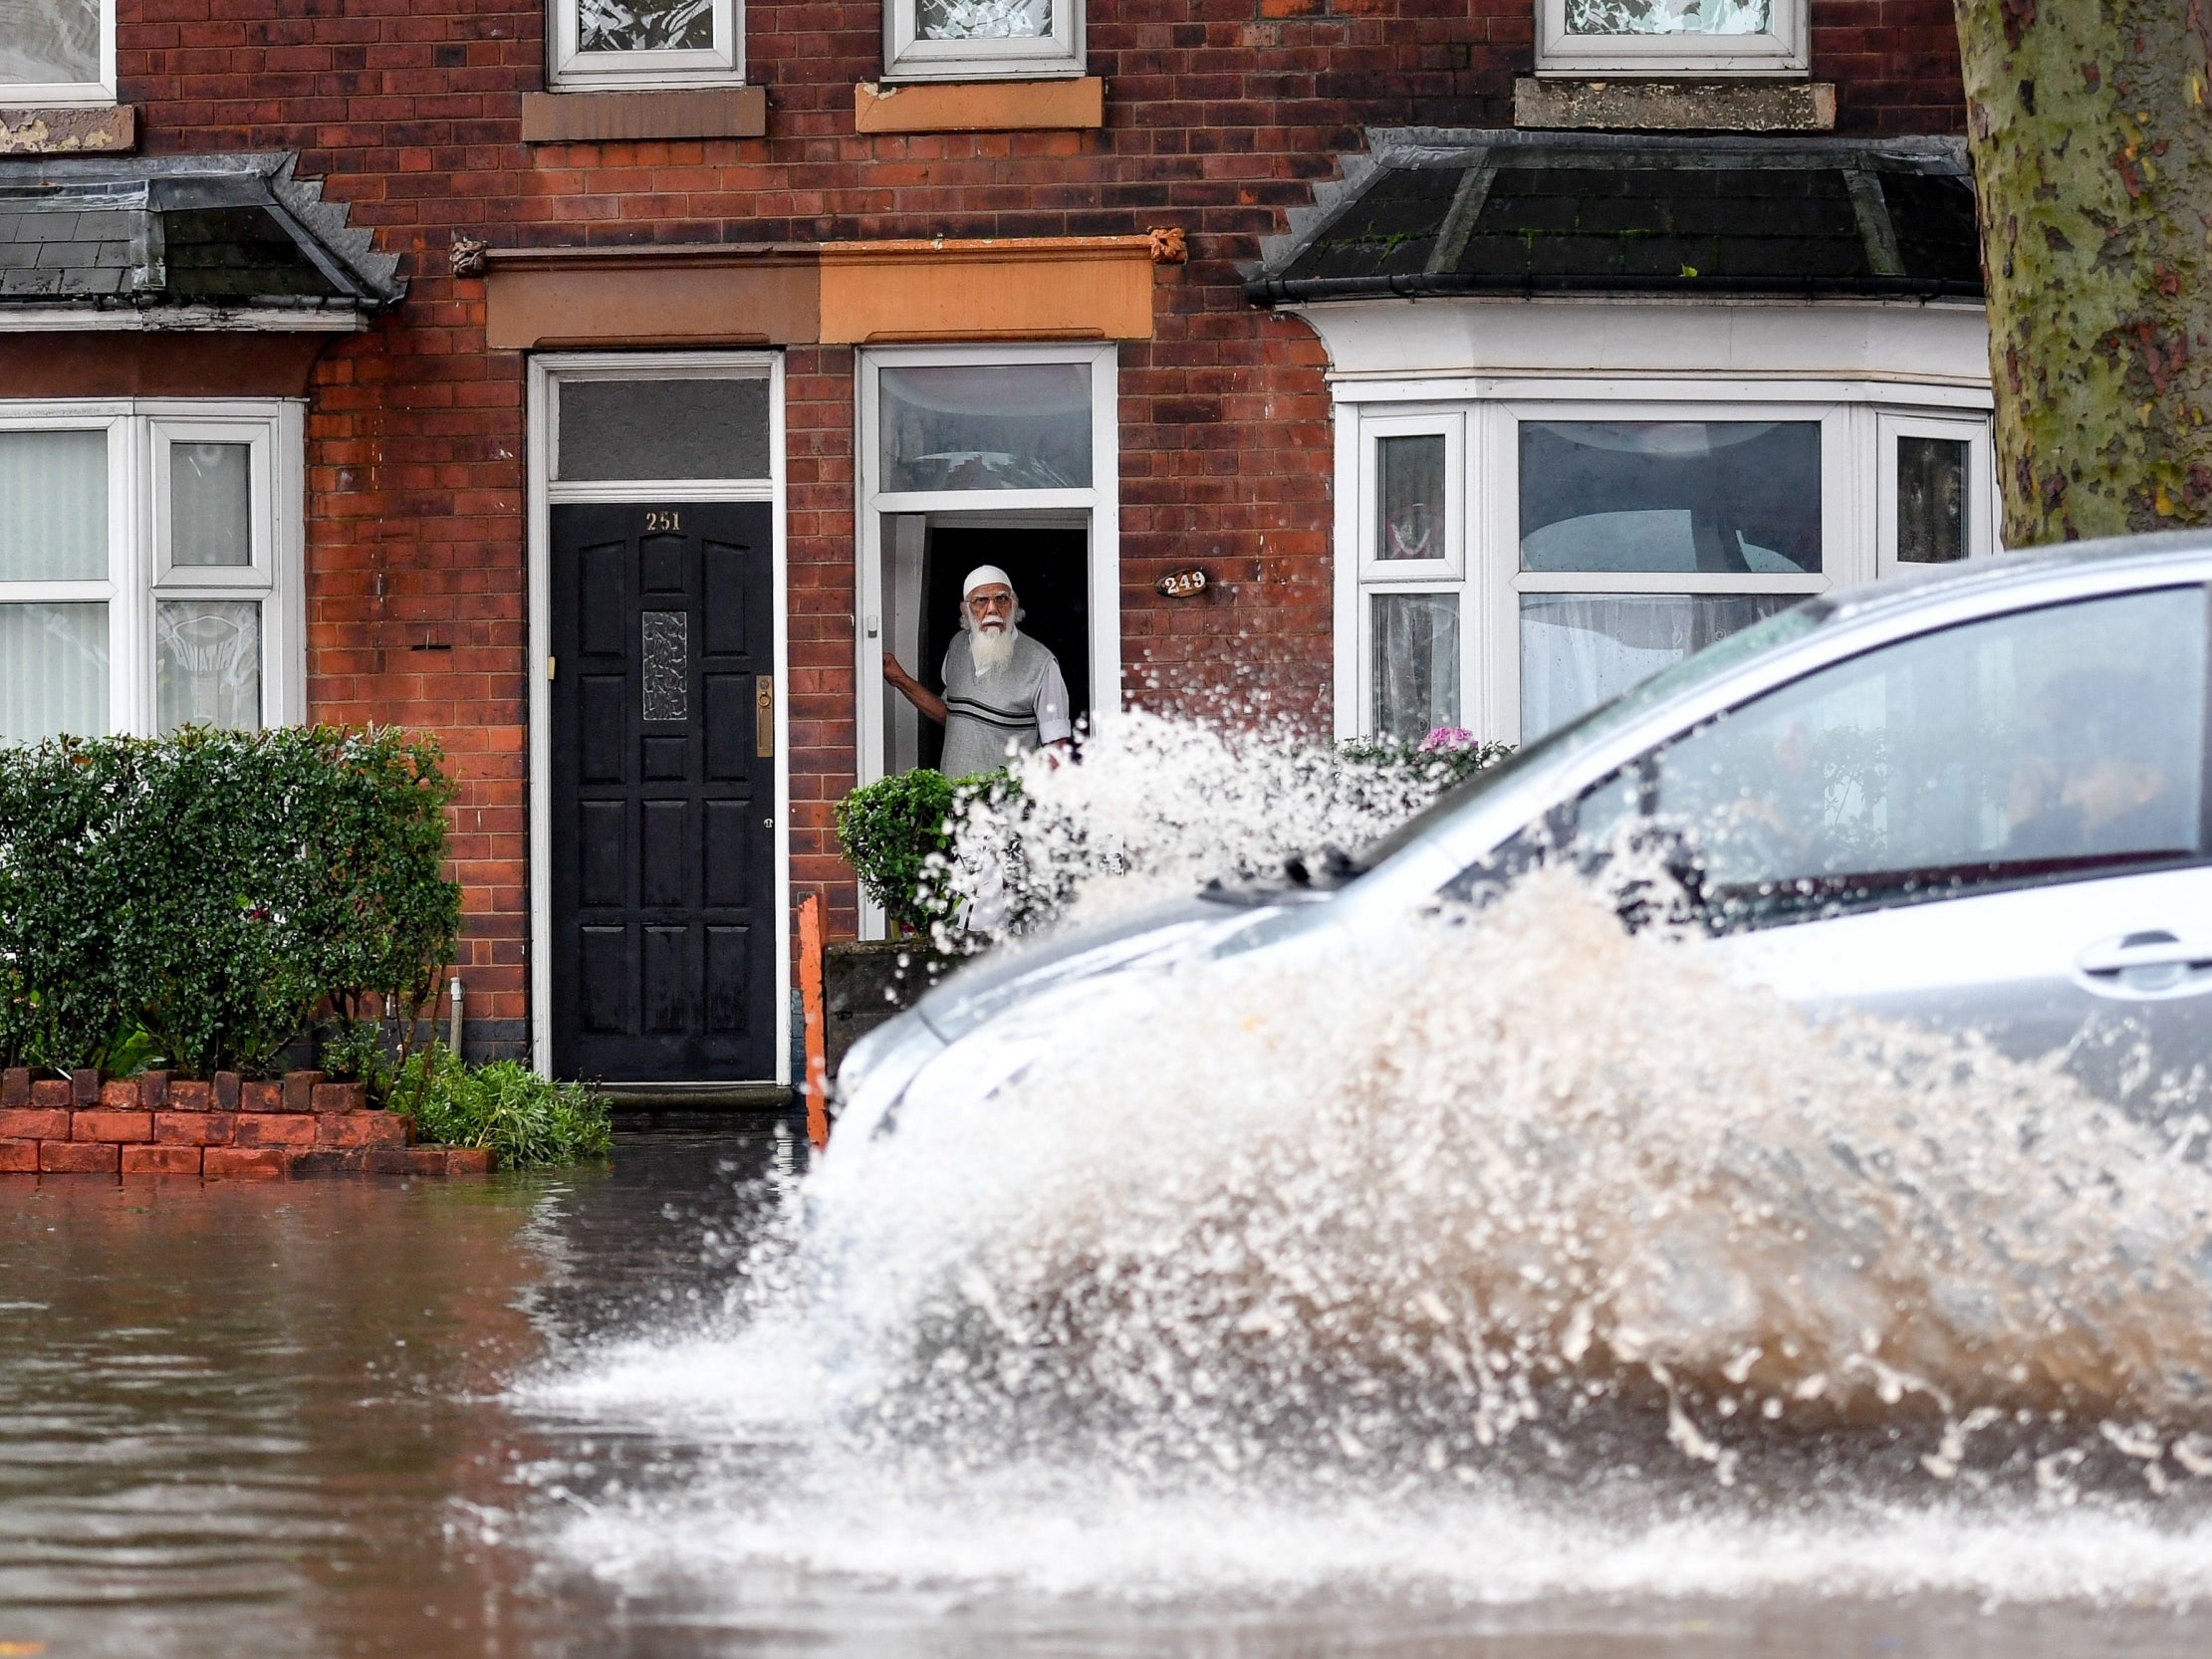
[393,1049,613,1170]
[835,766,1014,933]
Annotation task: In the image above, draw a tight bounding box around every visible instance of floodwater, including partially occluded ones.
[2,1108,2211,1658]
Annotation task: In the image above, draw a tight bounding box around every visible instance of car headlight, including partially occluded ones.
[832,1012,946,1141]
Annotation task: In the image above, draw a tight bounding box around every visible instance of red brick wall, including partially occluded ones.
[109,0,1967,1044]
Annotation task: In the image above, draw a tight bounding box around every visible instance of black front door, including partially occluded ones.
[550,502,777,1082]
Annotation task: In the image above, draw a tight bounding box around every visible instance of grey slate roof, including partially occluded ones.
[1248,130,1983,305]
[0,153,403,317]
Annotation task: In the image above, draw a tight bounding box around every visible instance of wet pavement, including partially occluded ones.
[3,1120,2211,1658]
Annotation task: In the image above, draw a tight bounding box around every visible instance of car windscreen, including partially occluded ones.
[1351,598,1837,874]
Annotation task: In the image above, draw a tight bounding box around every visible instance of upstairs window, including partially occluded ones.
[551,0,743,91]
[0,0,116,105]
[1536,0,1808,77]
[883,0,1085,83]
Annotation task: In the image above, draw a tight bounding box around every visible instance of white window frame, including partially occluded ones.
[526,351,789,1083]
[883,0,1085,84]
[1359,408,1464,581]
[0,0,118,106]
[0,399,304,742]
[1535,0,1809,79]
[548,0,744,92]
[853,340,1119,932]
[1337,380,1996,747]
[1875,410,1996,578]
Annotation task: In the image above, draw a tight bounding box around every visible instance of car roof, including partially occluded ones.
[1822,530,2212,627]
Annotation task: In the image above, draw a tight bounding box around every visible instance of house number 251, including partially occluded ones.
[644,510,681,532]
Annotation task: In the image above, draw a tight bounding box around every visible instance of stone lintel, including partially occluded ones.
[1514,78,1837,133]
[0,105,138,155]
[521,86,768,144]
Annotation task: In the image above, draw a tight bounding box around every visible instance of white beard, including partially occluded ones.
[968,623,1018,677]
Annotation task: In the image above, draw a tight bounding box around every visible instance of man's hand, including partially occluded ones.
[882,652,946,726]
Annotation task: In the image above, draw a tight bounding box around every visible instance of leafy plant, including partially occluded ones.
[392,1049,613,1169]
[835,766,1015,933]
[0,726,460,1077]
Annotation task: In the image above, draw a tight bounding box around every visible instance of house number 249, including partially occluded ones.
[644,510,681,533]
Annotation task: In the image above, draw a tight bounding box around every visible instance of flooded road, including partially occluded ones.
[4,1120,2212,1658]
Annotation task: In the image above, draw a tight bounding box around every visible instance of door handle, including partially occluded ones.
[2078,930,2212,995]
[755,675,775,759]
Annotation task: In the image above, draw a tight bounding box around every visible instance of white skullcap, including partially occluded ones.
[962,565,1014,598]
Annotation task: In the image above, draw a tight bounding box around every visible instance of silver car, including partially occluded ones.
[838,533,2212,1137]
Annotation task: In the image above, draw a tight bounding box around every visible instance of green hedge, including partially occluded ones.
[834,766,1014,933]
[0,726,460,1078]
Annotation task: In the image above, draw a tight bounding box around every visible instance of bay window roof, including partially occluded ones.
[1248,131,1983,306]
[0,153,402,321]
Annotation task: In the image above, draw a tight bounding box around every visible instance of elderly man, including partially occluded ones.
[883,565,1074,775]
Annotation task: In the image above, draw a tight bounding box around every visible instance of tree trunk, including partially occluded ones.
[1954,1,2212,546]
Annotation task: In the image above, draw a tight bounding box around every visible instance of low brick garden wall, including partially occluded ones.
[0,1068,490,1179]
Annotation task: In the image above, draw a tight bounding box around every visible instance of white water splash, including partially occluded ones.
[524,714,2212,1613]
[925,709,1492,941]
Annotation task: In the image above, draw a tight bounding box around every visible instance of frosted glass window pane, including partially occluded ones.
[1376,434,1446,562]
[879,363,1092,492]
[0,429,107,581]
[1371,592,1459,743]
[1520,592,1798,741]
[1566,0,1771,35]
[918,0,1051,39]
[0,0,102,86]
[170,441,253,568]
[559,377,770,481]
[1521,421,1821,575]
[1897,435,1968,565]
[578,0,715,52]
[0,602,108,743]
[156,600,262,734]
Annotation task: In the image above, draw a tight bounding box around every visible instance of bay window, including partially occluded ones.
[0,402,301,746]
[1343,385,1994,746]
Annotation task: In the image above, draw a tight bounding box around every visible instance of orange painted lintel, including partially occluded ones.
[480,234,1177,350]
[854,77,1105,134]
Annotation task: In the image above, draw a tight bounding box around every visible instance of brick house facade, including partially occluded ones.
[1,0,1981,1089]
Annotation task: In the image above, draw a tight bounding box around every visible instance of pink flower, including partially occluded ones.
[1419,726,1478,753]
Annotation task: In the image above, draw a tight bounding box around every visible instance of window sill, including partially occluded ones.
[1514,77,1834,132]
[854,77,1103,134]
[521,86,766,143]
[0,105,136,154]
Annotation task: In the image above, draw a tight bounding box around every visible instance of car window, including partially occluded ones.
[1624,586,2210,925]
[1357,599,1834,876]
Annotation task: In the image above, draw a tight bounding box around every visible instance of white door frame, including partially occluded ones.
[526,350,790,1082]
[852,341,1121,933]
